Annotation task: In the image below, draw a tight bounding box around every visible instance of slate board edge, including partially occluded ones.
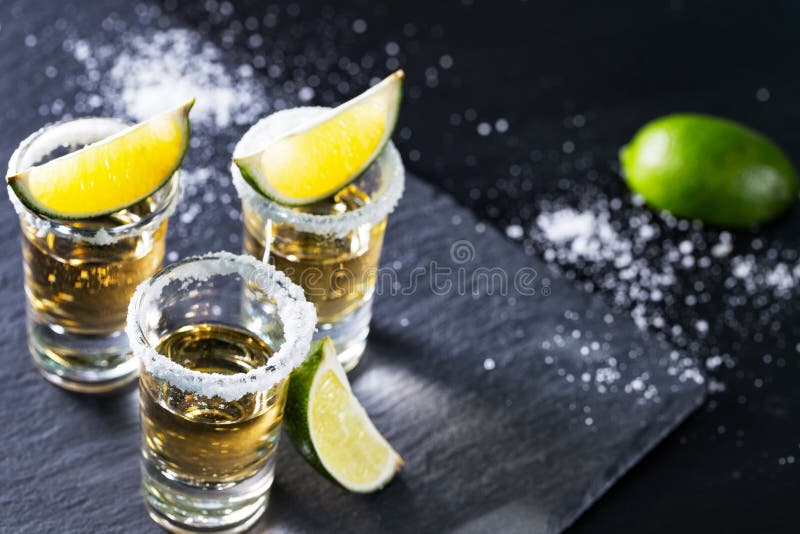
[559,388,706,533]
[406,176,709,534]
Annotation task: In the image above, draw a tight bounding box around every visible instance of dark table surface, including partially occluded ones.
[175,2,800,531]
[2,1,800,532]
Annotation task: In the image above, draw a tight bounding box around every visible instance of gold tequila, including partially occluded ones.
[21,202,167,336]
[130,252,314,532]
[140,323,287,486]
[243,184,386,324]
[234,106,405,371]
[9,117,177,392]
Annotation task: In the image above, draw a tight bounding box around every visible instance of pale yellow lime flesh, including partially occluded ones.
[310,367,402,491]
[9,99,193,219]
[234,70,403,205]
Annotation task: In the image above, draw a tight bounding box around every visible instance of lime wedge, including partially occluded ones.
[8,99,194,219]
[284,338,403,492]
[234,70,403,205]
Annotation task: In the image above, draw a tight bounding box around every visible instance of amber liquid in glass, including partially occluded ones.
[140,323,287,486]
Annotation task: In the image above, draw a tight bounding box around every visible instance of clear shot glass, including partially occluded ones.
[6,118,180,392]
[232,107,405,371]
[127,252,315,532]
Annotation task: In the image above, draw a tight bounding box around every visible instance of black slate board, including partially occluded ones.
[0,2,705,532]
[0,176,704,533]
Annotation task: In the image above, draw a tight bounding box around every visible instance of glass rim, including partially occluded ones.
[231,106,405,237]
[6,117,181,245]
[126,251,316,401]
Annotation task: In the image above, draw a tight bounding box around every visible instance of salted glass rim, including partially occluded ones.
[126,251,316,401]
[231,106,405,237]
[6,117,181,246]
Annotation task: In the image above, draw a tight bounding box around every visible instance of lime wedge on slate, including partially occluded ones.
[8,100,193,219]
[234,70,403,206]
[284,338,403,493]
[620,113,798,227]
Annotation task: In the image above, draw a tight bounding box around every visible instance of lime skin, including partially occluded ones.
[283,339,332,484]
[620,113,798,227]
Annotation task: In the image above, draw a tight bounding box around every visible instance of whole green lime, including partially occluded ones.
[620,113,798,227]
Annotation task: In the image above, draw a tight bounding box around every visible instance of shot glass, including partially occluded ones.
[127,252,315,532]
[6,118,180,393]
[233,107,405,371]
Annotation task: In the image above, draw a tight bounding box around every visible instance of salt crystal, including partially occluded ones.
[638,224,655,240]
[351,19,367,34]
[711,240,732,258]
[732,256,753,279]
[298,86,315,102]
[505,224,524,239]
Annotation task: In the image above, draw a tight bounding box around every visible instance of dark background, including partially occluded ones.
[170,1,800,531]
[176,1,800,532]
[3,0,800,532]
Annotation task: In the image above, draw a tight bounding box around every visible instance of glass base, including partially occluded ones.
[142,458,273,533]
[29,324,137,393]
[316,297,372,372]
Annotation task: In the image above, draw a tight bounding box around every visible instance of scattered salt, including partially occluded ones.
[528,182,800,403]
[67,29,268,129]
[536,209,597,244]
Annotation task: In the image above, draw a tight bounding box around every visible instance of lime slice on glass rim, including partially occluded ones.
[7,99,194,219]
[284,338,403,493]
[233,70,403,206]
